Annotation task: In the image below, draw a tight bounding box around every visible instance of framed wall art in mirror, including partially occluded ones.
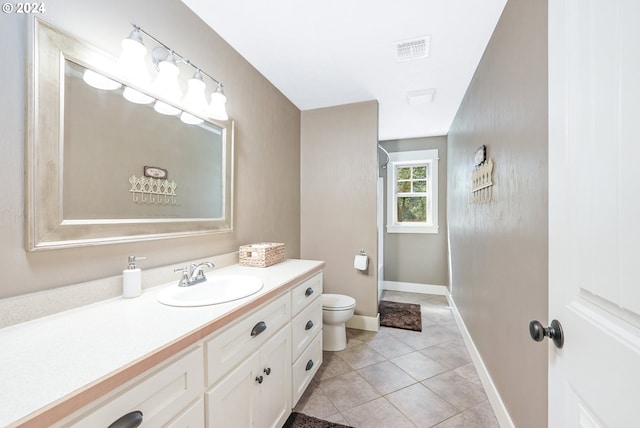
[26,18,234,251]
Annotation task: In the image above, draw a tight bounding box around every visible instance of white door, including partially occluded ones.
[548,0,640,427]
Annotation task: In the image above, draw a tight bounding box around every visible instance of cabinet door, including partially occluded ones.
[257,325,291,428]
[206,352,260,428]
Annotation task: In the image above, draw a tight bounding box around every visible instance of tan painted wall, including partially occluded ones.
[300,101,379,318]
[379,136,448,286]
[447,0,548,426]
[0,0,300,299]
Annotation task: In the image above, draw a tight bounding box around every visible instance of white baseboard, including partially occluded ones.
[447,295,515,428]
[382,280,449,296]
[346,314,380,332]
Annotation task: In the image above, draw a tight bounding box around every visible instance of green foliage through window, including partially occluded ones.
[395,164,429,223]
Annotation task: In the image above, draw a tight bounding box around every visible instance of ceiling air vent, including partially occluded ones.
[396,36,430,61]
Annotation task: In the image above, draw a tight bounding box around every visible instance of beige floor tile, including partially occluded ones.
[335,342,386,369]
[347,327,385,343]
[323,412,351,425]
[454,363,483,387]
[387,327,437,350]
[315,351,352,380]
[367,333,415,359]
[342,397,416,428]
[318,370,381,411]
[294,380,340,419]
[391,351,448,381]
[302,291,499,427]
[386,383,459,428]
[422,370,488,411]
[420,342,471,369]
[432,400,500,428]
[357,360,417,395]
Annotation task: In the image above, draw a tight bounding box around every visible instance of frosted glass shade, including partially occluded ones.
[82,69,121,91]
[208,85,228,121]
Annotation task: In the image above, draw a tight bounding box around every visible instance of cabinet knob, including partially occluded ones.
[108,410,143,428]
[305,287,314,297]
[305,359,314,371]
[263,367,271,376]
[255,375,264,384]
[305,320,314,330]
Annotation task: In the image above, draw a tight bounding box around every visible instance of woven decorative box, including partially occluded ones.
[239,242,285,268]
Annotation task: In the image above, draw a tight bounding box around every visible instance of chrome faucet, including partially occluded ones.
[174,261,215,287]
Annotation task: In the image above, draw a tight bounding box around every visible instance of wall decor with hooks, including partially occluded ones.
[129,175,177,205]
[471,145,494,203]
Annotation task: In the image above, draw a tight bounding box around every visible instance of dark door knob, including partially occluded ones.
[529,319,564,349]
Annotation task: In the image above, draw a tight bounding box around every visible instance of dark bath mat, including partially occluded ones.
[379,300,422,332]
[282,412,353,428]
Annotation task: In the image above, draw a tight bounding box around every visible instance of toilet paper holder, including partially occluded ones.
[354,249,368,271]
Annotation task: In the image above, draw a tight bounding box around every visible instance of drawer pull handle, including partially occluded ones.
[264,367,271,375]
[251,321,267,337]
[305,320,314,330]
[255,375,264,384]
[305,287,314,297]
[108,410,143,428]
[305,359,314,371]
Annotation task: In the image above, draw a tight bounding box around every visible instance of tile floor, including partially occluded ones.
[294,290,499,428]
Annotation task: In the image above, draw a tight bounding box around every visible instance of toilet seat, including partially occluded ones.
[322,293,356,311]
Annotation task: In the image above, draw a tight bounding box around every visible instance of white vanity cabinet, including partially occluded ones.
[53,346,205,428]
[34,266,324,428]
[206,324,291,428]
[290,273,323,405]
[204,293,292,428]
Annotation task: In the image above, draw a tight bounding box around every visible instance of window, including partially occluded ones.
[386,149,438,234]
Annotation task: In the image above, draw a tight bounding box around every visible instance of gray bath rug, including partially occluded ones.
[282,412,353,428]
[379,300,422,332]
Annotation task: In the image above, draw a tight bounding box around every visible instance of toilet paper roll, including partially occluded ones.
[354,254,368,271]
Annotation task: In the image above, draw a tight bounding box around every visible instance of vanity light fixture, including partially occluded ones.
[117,26,154,104]
[117,23,229,122]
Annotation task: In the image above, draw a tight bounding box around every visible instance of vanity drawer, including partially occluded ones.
[55,346,204,428]
[205,293,290,387]
[291,297,322,361]
[292,332,322,406]
[165,398,205,428]
[291,273,323,316]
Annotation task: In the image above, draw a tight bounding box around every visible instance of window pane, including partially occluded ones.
[413,166,426,179]
[413,180,426,192]
[397,181,411,192]
[397,197,427,222]
[397,167,411,180]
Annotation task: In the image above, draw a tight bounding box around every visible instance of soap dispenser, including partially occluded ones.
[123,256,145,298]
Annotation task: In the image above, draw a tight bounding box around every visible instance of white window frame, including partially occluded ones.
[386,149,439,234]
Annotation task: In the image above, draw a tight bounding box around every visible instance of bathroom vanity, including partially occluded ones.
[0,259,324,427]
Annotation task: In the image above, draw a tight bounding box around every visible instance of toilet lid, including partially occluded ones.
[322,293,356,310]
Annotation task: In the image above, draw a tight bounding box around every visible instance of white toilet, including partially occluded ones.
[322,293,356,351]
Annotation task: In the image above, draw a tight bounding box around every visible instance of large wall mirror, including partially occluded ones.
[26,19,234,250]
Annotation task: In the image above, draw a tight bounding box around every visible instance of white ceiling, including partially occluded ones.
[182,0,507,141]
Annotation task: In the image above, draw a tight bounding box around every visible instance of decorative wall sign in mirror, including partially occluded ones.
[26,19,234,250]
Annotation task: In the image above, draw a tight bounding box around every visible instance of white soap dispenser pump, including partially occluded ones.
[123,256,145,298]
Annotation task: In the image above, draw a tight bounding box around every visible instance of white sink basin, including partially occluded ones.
[157,274,264,307]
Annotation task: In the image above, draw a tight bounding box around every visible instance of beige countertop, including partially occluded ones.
[0,259,324,427]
